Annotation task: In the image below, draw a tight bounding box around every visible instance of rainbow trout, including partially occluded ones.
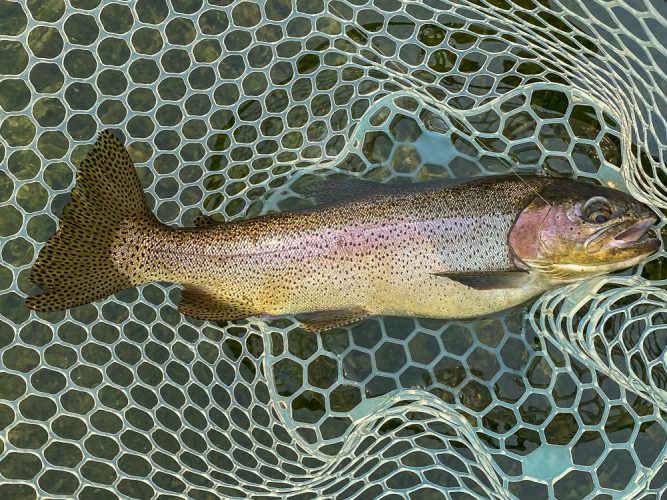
[26,130,660,332]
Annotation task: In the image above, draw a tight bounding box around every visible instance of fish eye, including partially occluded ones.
[583,196,612,224]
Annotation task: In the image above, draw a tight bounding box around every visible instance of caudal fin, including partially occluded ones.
[25,130,156,312]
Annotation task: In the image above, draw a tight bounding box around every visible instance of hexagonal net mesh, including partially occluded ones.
[0,0,666,498]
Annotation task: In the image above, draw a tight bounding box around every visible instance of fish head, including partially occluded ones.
[509,178,660,282]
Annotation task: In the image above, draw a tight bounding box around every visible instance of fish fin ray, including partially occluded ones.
[521,260,585,282]
[299,176,472,206]
[179,285,254,321]
[193,212,224,228]
[25,129,155,312]
[433,271,530,290]
[295,308,368,333]
[299,177,389,205]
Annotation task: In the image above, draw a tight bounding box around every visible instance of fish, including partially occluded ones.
[25,130,661,332]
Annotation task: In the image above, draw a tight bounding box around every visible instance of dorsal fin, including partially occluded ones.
[298,176,471,206]
[193,212,224,228]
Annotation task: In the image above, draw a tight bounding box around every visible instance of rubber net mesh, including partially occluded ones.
[0,0,666,498]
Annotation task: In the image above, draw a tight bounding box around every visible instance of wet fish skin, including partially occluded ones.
[123,176,550,320]
[25,130,660,332]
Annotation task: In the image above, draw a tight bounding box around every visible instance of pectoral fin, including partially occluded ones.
[179,285,254,321]
[295,308,368,333]
[433,271,530,290]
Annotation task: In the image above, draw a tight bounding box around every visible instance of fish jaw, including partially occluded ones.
[584,214,660,260]
[508,178,662,283]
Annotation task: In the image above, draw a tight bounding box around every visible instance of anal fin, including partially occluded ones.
[295,308,368,333]
[179,285,253,321]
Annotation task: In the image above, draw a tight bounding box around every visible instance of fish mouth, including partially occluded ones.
[587,215,661,255]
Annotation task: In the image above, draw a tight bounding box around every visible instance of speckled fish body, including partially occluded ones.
[128,176,552,321]
[26,131,660,332]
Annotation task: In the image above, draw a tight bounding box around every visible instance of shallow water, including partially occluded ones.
[0,0,666,498]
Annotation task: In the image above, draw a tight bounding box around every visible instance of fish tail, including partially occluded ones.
[25,129,158,312]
